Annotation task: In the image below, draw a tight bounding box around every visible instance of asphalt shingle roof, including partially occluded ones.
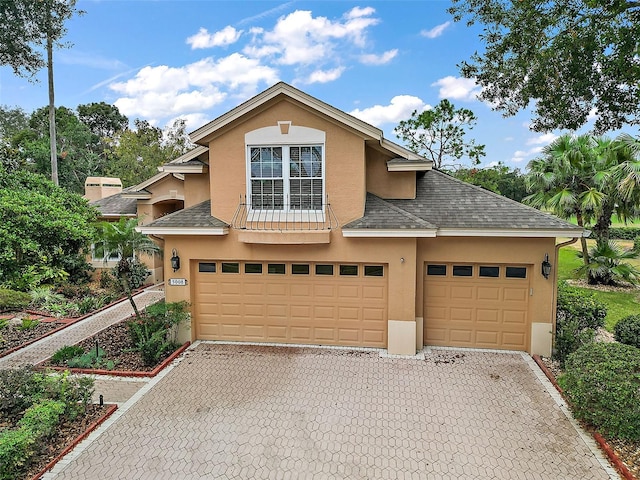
[346,170,582,232]
[144,200,228,228]
[90,192,137,216]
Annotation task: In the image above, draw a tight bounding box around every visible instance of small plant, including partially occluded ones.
[0,427,37,480]
[559,342,640,440]
[614,314,640,348]
[17,317,40,331]
[66,346,117,370]
[51,345,85,364]
[0,289,31,312]
[0,318,9,330]
[18,399,65,437]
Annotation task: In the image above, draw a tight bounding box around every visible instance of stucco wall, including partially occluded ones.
[207,98,367,226]
[365,146,416,200]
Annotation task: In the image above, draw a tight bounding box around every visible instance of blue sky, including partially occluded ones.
[0,0,626,169]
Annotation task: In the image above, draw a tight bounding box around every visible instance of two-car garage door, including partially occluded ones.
[194,261,387,347]
[424,263,531,351]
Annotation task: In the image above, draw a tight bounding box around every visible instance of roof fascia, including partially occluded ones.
[136,227,229,236]
[167,145,209,165]
[342,229,437,238]
[190,82,383,145]
[436,228,588,238]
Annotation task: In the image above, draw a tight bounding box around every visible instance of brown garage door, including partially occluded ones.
[424,263,530,350]
[194,261,387,347]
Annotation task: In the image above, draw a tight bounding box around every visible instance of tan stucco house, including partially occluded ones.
[137,82,584,356]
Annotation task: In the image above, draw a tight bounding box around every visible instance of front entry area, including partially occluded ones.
[424,263,531,350]
[193,261,388,347]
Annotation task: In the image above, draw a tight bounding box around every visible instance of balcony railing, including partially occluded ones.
[232,195,339,231]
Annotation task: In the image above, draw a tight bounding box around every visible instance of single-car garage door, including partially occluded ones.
[194,261,387,347]
[424,263,530,351]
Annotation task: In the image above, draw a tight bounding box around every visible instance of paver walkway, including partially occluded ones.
[0,286,164,369]
[45,344,619,480]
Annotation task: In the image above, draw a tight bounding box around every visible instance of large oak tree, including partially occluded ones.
[449,0,640,133]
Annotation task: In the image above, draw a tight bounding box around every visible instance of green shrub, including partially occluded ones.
[112,259,150,291]
[0,318,8,330]
[18,399,65,437]
[0,367,42,417]
[614,314,640,348]
[609,227,640,240]
[0,427,37,480]
[634,236,640,253]
[553,319,595,368]
[556,281,607,330]
[51,345,85,364]
[0,289,31,312]
[127,301,190,366]
[559,342,640,440]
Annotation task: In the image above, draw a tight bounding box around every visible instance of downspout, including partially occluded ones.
[550,236,581,353]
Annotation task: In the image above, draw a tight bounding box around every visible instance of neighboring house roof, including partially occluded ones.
[137,200,228,236]
[90,189,137,217]
[343,170,586,238]
[189,82,430,167]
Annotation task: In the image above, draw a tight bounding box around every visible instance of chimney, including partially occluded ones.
[84,177,123,202]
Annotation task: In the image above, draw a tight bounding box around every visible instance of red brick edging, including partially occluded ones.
[31,403,118,480]
[0,288,150,361]
[532,354,636,480]
[39,341,191,378]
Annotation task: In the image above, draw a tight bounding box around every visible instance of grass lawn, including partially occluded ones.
[557,247,640,331]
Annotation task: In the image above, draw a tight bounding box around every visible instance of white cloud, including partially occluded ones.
[110,53,279,120]
[187,26,242,49]
[431,76,481,101]
[349,95,428,126]
[58,51,127,70]
[245,7,380,66]
[526,132,558,146]
[359,49,398,66]
[420,21,451,39]
[587,107,598,122]
[511,146,544,163]
[304,67,346,84]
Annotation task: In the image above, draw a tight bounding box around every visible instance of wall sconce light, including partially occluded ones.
[170,249,180,272]
[541,253,552,279]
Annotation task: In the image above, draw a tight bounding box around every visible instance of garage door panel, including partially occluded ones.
[504,287,528,301]
[451,285,474,300]
[475,331,499,346]
[425,263,530,351]
[477,287,500,301]
[503,310,527,325]
[450,308,473,321]
[195,262,387,348]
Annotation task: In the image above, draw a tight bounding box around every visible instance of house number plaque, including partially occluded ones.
[168,278,188,286]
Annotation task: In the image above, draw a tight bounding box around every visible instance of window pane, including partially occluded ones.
[198,262,216,273]
[479,266,499,278]
[315,264,334,275]
[340,265,358,276]
[453,265,473,277]
[364,265,384,277]
[427,264,447,276]
[221,262,239,273]
[292,264,310,275]
[268,263,286,274]
[506,267,527,278]
[244,263,262,274]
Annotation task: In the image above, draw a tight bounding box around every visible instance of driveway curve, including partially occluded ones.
[46,344,617,479]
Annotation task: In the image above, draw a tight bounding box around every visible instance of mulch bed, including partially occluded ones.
[539,356,639,479]
[0,320,63,357]
[39,319,186,374]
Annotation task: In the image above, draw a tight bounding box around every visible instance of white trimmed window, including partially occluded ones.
[246,124,326,216]
[249,145,323,211]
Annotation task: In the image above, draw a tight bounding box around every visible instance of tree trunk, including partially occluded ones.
[46,5,58,186]
[120,274,141,319]
[592,201,615,246]
[575,212,589,266]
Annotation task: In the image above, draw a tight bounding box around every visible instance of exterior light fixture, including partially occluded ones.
[541,253,552,279]
[170,249,181,272]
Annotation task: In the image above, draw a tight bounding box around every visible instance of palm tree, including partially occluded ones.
[95,217,161,318]
[576,241,640,286]
[524,134,600,264]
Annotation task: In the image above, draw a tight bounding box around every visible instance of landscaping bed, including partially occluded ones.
[538,355,640,479]
[39,301,191,376]
[0,317,64,357]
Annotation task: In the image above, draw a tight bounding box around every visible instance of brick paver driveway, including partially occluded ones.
[47,344,617,479]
